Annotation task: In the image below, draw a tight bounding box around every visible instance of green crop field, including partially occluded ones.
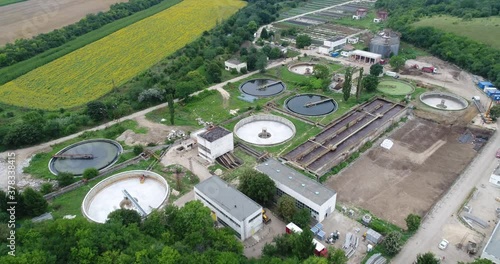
[0,0,182,85]
[413,15,500,49]
[0,0,26,7]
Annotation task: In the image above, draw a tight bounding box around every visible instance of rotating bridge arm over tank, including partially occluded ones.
[122,189,147,217]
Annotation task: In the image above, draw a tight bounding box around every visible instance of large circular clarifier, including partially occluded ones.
[234,114,296,146]
[285,94,337,116]
[420,91,468,111]
[49,139,122,176]
[82,170,169,223]
[288,63,317,75]
[239,78,286,97]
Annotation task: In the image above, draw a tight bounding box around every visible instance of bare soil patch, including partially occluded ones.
[326,118,479,227]
[0,0,127,45]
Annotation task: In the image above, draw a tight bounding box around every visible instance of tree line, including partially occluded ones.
[376,0,500,86]
[0,0,168,68]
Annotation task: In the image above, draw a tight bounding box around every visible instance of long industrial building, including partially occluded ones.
[194,176,263,240]
[481,220,500,263]
[256,158,336,222]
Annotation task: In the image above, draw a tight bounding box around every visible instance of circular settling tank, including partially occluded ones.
[377,80,415,95]
[285,94,337,116]
[82,170,169,223]
[239,79,286,97]
[420,92,468,111]
[234,114,296,146]
[49,139,122,176]
[288,63,317,75]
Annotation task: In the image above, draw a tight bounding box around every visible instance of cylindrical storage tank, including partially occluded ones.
[369,32,400,58]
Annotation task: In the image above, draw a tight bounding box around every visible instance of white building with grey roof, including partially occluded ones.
[194,126,233,163]
[482,220,500,263]
[256,158,336,222]
[224,59,247,72]
[194,176,263,240]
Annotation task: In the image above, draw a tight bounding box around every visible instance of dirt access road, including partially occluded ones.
[393,121,499,263]
[0,0,127,46]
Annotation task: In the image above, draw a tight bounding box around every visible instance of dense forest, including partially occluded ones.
[0,0,170,68]
[0,0,304,149]
[0,200,336,264]
[376,0,500,86]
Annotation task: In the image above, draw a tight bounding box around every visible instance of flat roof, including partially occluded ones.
[255,159,336,205]
[198,126,232,142]
[484,220,500,259]
[351,50,382,59]
[195,176,261,221]
[226,59,244,65]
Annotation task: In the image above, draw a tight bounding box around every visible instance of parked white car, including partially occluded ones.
[438,239,449,250]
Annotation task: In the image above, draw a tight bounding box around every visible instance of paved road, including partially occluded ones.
[392,121,499,263]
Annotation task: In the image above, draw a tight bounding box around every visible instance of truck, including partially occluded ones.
[385,71,399,78]
[422,66,438,73]
[262,209,271,224]
[286,222,328,257]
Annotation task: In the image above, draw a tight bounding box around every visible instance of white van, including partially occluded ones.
[385,71,399,79]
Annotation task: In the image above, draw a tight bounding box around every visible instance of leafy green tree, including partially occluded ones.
[238,169,276,206]
[292,208,310,229]
[313,64,329,80]
[205,61,222,83]
[295,229,315,260]
[390,55,406,71]
[382,231,403,256]
[57,172,74,187]
[86,101,108,122]
[295,35,312,48]
[489,105,500,121]
[82,168,99,180]
[256,52,268,73]
[416,252,440,264]
[362,75,380,93]
[261,27,269,39]
[342,67,353,101]
[133,145,144,155]
[277,195,297,222]
[40,183,54,195]
[22,187,48,217]
[405,213,421,232]
[370,64,384,76]
[106,209,142,226]
[328,247,348,264]
[157,246,181,263]
[247,21,258,33]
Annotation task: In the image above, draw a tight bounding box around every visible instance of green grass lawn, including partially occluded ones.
[24,120,148,179]
[0,0,25,6]
[413,15,500,49]
[0,0,182,85]
[377,80,415,95]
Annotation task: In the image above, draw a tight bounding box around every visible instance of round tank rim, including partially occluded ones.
[284,93,338,117]
[238,78,286,97]
[419,91,469,111]
[234,114,296,146]
[48,138,123,176]
[81,170,169,223]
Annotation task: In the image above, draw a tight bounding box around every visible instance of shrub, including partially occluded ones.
[82,168,99,180]
[57,172,74,187]
[133,145,144,155]
[40,183,54,195]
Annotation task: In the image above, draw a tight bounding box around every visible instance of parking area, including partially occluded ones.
[243,209,287,259]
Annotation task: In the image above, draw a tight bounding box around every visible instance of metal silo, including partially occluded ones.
[369,30,400,58]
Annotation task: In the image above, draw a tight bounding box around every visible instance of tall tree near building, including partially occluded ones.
[237,169,275,206]
[356,67,364,100]
[277,195,297,222]
[342,67,353,101]
[166,94,175,125]
[390,55,406,71]
[295,35,312,48]
[416,252,440,264]
[370,63,383,76]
